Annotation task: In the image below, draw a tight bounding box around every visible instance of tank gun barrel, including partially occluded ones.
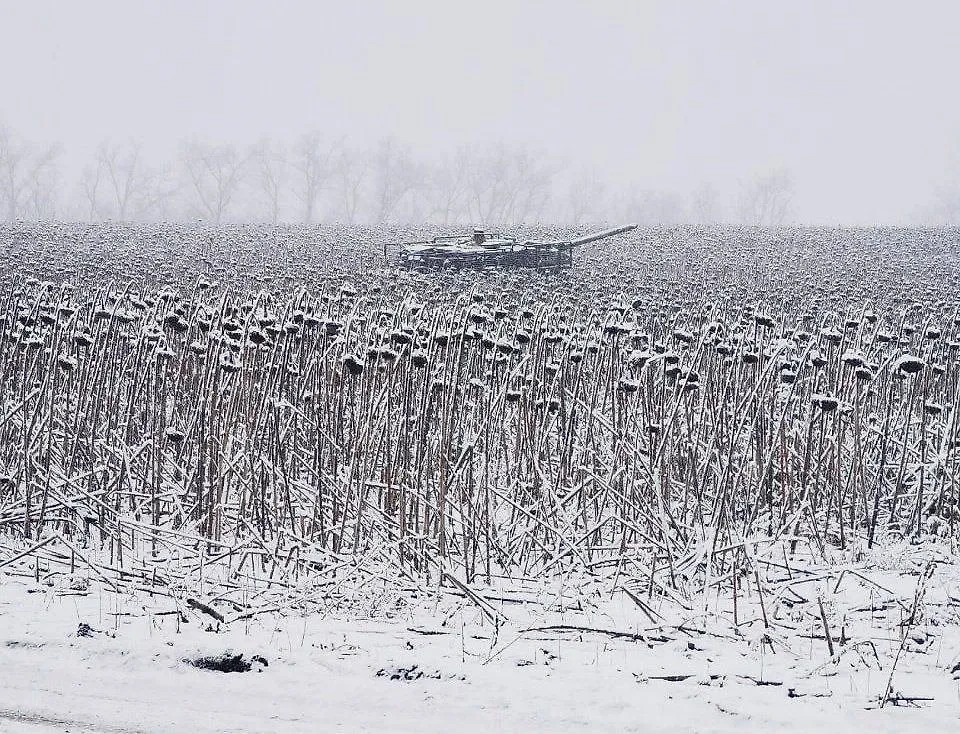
[568,224,637,248]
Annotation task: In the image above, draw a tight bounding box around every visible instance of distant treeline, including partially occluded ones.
[0,124,800,226]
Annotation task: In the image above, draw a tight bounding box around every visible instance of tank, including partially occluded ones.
[390,224,637,269]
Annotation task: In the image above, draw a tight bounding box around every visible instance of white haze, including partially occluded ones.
[1,0,960,225]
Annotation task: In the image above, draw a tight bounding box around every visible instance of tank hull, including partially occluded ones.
[393,224,636,270]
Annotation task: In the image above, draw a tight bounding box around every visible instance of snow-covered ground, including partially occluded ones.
[2,542,959,733]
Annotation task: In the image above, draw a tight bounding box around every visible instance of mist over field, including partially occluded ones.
[2,0,960,226]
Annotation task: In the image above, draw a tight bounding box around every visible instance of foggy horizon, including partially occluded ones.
[2,0,960,225]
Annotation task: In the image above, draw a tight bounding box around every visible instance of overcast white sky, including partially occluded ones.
[1,0,958,224]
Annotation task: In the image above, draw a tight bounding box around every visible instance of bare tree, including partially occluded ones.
[368,137,419,224]
[610,187,639,223]
[464,144,557,226]
[179,141,248,224]
[928,187,960,224]
[0,126,61,220]
[738,169,794,226]
[79,159,106,220]
[647,191,686,225]
[332,145,368,224]
[23,148,61,219]
[690,182,721,225]
[290,132,340,224]
[0,126,28,220]
[504,147,557,225]
[427,147,472,224]
[250,139,287,224]
[77,145,176,221]
[97,140,154,220]
[614,187,685,225]
[924,157,960,224]
[564,166,607,225]
[466,144,512,225]
[137,164,182,221]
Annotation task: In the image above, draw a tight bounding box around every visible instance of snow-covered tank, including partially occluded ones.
[391,224,637,269]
